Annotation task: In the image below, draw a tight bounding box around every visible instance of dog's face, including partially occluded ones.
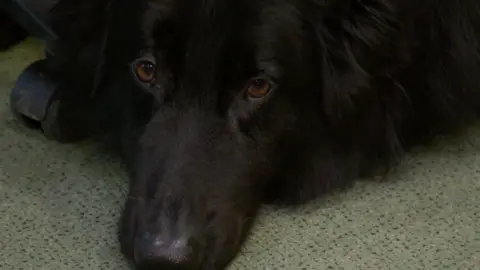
[120,0,327,269]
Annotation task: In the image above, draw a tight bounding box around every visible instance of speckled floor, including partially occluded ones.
[0,39,479,270]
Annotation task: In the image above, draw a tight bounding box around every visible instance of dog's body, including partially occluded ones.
[39,0,480,269]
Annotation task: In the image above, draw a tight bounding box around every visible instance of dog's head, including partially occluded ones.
[120,0,398,269]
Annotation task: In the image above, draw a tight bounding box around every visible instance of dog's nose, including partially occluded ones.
[134,231,201,270]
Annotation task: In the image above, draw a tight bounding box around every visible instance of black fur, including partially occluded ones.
[0,12,28,50]
[43,0,480,269]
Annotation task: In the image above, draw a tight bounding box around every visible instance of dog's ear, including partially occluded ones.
[46,0,112,91]
[142,0,177,48]
[304,0,402,121]
[48,0,110,42]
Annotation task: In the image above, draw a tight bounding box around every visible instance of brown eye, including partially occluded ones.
[134,60,156,83]
[246,77,272,99]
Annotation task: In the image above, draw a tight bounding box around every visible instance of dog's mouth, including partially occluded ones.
[130,196,206,269]
[132,217,201,268]
[122,188,260,270]
[117,108,273,270]
[132,232,205,269]
[119,158,264,269]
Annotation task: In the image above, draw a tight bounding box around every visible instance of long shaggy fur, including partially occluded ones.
[41,0,480,269]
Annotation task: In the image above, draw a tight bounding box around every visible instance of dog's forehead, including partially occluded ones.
[142,0,305,80]
[143,0,246,28]
[142,0,302,38]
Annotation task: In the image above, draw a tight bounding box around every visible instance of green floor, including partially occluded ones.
[0,39,479,270]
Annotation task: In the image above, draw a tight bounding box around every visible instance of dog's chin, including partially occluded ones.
[125,211,257,269]
[119,181,262,270]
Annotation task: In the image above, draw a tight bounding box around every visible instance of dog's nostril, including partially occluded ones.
[134,232,201,270]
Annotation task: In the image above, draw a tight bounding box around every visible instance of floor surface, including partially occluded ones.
[0,39,479,269]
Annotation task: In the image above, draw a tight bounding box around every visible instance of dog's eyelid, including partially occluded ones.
[257,59,282,78]
[138,53,157,65]
[254,72,278,86]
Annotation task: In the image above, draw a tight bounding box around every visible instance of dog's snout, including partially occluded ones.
[134,231,201,270]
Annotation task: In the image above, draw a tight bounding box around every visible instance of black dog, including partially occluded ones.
[39,0,480,269]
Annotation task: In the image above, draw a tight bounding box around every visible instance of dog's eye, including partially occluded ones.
[246,77,272,99]
[134,60,156,83]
